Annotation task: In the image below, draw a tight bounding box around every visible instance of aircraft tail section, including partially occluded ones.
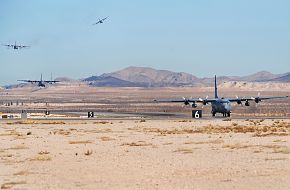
[214,75,218,98]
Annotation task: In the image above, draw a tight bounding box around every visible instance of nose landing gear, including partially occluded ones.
[222,112,231,117]
[212,111,231,117]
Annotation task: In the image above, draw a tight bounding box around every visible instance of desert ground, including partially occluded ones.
[1,119,290,190]
[0,85,290,189]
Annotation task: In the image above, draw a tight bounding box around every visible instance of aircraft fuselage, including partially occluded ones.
[211,98,231,116]
[38,82,45,87]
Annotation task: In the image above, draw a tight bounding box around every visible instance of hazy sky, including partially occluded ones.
[1,0,290,85]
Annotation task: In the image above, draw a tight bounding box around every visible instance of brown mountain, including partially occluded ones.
[101,66,201,87]
[83,76,142,87]
[84,67,290,87]
[236,71,283,82]
[271,73,290,82]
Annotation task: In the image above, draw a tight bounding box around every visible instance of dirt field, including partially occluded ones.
[0,86,289,189]
[1,119,290,189]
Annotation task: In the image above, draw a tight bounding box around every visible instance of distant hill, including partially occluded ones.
[83,75,142,87]
[271,73,290,82]
[236,71,283,82]
[101,66,200,87]
[83,67,290,87]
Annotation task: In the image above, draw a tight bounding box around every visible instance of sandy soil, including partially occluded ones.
[1,119,290,190]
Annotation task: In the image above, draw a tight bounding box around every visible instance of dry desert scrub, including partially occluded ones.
[222,143,290,154]
[222,143,252,149]
[1,181,26,189]
[141,122,290,136]
[175,120,192,123]
[273,147,290,154]
[84,150,93,156]
[0,129,23,137]
[38,150,50,155]
[265,157,288,161]
[93,121,113,124]
[30,154,52,161]
[50,129,73,135]
[8,145,28,150]
[82,128,112,133]
[13,170,33,176]
[100,136,115,141]
[184,139,224,145]
[69,140,93,144]
[6,120,65,125]
[122,141,153,147]
[174,148,193,154]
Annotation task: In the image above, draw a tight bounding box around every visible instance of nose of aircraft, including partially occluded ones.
[224,102,231,112]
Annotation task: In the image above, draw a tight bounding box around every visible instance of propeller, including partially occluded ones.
[236,95,243,106]
[254,92,261,105]
[182,97,190,106]
[200,95,209,108]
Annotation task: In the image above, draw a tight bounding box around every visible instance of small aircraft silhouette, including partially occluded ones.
[2,42,30,50]
[93,16,109,25]
[18,74,59,87]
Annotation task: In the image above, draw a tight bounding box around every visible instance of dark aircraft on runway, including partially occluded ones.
[93,16,109,25]
[155,76,289,117]
[2,42,30,50]
[18,74,59,87]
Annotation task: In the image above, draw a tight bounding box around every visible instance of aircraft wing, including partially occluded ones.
[101,16,109,21]
[44,80,60,83]
[93,16,109,25]
[228,96,289,102]
[93,20,101,25]
[18,45,30,48]
[154,98,217,103]
[17,80,39,83]
[2,44,13,47]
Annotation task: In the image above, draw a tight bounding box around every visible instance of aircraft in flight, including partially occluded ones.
[2,42,30,50]
[93,16,109,25]
[18,74,60,87]
[155,76,289,117]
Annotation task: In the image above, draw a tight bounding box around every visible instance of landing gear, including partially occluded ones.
[212,111,230,117]
[222,112,231,117]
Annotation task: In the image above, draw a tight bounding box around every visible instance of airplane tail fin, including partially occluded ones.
[214,75,218,98]
[41,74,42,81]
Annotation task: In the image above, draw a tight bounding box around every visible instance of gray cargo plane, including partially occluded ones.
[155,76,289,117]
[2,42,30,49]
[93,16,109,25]
[18,74,59,88]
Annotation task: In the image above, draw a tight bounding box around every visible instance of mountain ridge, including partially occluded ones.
[84,66,289,87]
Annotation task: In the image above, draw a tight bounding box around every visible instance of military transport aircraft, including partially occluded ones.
[18,74,59,87]
[155,76,289,117]
[2,42,30,49]
[93,16,109,25]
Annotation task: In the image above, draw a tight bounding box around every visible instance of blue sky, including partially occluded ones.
[1,0,290,85]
